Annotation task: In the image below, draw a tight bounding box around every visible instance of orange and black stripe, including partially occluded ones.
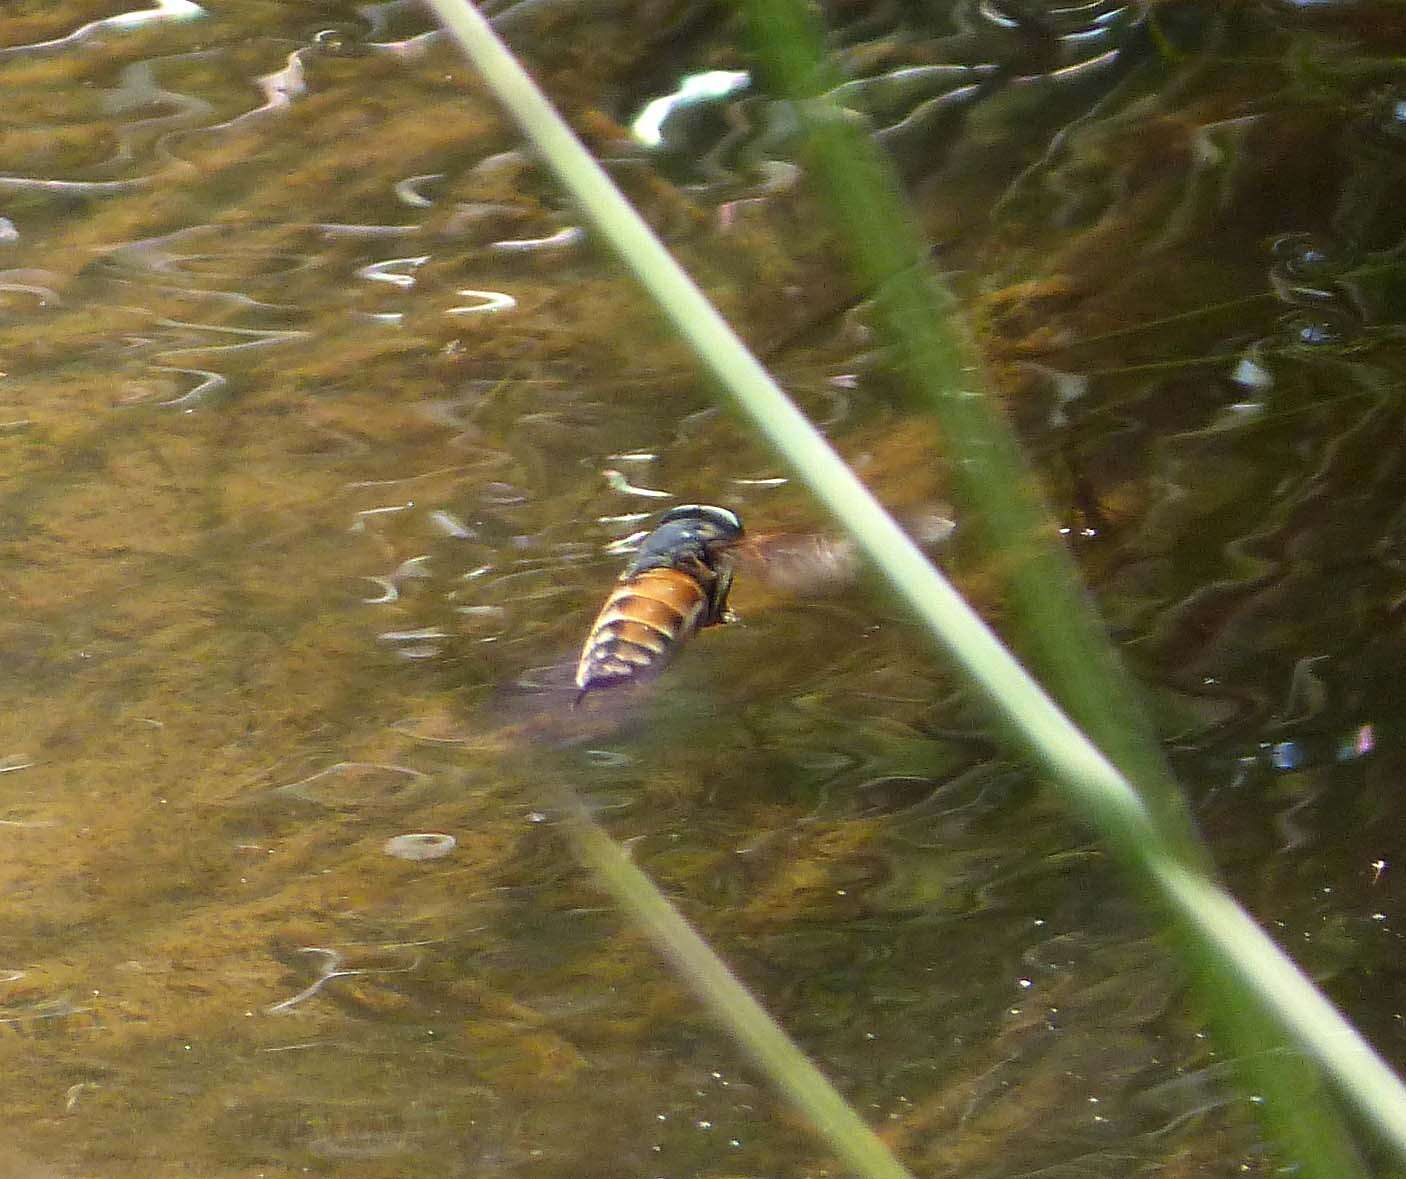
[574,504,743,700]
[574,568,708,694]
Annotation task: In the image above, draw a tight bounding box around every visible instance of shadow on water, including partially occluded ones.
[0,0,1403,1175]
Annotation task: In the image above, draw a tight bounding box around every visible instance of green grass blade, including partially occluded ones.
[730,2,1372,1171]
[734,0,1208,872]
[558,789,919,1179]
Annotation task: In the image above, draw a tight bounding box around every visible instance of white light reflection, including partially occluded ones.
[357,254,429,287]
[603,468,673,499]
[632,71,750,147]
[447,289,516,316]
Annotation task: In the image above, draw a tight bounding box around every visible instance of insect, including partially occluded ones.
[575,504,744,701]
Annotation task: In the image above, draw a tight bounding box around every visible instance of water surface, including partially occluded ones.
[0,1,1403,1176]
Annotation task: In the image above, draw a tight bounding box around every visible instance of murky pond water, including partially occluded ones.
[0,1,1403,1176]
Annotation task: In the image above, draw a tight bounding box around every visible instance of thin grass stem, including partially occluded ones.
[558,790,919,1179]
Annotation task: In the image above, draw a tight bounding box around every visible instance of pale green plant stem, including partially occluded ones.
[559,790,919,1179]
[422,0,1406,1163]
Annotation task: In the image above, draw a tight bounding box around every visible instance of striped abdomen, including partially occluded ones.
[575,568,708,696]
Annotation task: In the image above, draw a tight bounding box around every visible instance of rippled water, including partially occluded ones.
[0,1,1403,1176]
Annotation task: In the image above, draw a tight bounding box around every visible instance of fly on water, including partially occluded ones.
[574,505,744,702]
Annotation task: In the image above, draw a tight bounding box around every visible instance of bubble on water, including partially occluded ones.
[1368,86,1406,144]
[1270,232,1341,281]
[383,832,456,861]
[1277,308,1356,348]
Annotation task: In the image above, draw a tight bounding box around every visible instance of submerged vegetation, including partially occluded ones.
[0,0,1403,1176]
